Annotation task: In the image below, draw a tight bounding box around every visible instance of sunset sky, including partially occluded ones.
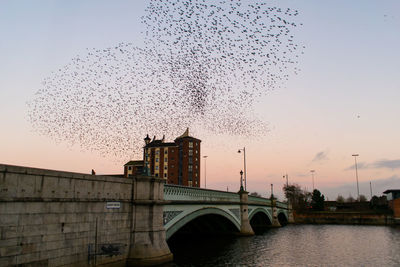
[1,0,399,200]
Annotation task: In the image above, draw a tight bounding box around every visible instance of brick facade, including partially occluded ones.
[125,129,201,187]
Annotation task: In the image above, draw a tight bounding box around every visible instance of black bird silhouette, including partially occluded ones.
[28,0,305,162]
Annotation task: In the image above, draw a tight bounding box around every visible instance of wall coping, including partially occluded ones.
[0,163,131,184]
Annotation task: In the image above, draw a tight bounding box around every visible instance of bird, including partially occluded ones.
[27,0,305,162]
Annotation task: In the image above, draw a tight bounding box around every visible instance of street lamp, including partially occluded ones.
[238,147,247,191]
[270,183,274,200]
[203,156,208,188]
[352,154,360,201]
[283,174,288,187]
[310,170,315,191]
[240,170,244,191]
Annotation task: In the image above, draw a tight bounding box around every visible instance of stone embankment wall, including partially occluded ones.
[294,212,394,225]
[0,164,133,266]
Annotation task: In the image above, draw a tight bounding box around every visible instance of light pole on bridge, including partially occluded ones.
[203,155,208,189]
[238,147,247,191]
[240,170,244,191]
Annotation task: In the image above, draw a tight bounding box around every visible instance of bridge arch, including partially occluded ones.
[248,208,273,222]
[277,211,288,226]
[166,207,241,240]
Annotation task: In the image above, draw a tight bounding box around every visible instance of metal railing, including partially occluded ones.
[164,184,240,202]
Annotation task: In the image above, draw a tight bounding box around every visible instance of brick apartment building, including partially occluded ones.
[124,128,201,187]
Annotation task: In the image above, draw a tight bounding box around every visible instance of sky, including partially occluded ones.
[1,0,400,200]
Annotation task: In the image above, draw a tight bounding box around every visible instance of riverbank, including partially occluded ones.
[294,211,395,225]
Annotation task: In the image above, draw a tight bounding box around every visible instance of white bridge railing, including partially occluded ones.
[164,185,288,209]
[164,184,240,202]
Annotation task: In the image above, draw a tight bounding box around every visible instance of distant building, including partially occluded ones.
[124,160,144,177]
[124,128,201,187]
[383,189,400,221]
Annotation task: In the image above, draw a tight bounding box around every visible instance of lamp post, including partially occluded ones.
[270,183,274,200]
[240,170,244,191]
[203,156,208,189]
[370,181,373,200]
[310,170,315,191]
[283,174,288,187]
[238,147,247,191]
[352,154,360,201]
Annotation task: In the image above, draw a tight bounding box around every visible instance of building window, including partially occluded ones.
[188,181,193,187]
[128,166,132,170]
[195,173,198,177]
[171,165,174,168]
[155,174,158,177]
[156,158,159,162]
[164,166,167,170]
[189,142,193,148]
[196,150,198,154]
[164,173,167,178]
[188,165,193,172]
[164,150,168,154]
[155,166,159,170]
[164,158,168,162]
[188,149,193,156]
[195,165,197,169]
[171,149,174,152]
[189,157,193,164]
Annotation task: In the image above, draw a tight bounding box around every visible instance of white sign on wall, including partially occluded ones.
[106,202,121,209]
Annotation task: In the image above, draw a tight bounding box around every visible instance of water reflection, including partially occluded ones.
[165,225,400,266]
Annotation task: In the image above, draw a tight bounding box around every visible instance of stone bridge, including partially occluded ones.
[163,184,290,240]
[0,164,292,266]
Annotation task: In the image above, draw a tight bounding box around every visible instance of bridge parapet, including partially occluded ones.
[248,195,272,206]
[276,201,288,209]
[164,184,240,202]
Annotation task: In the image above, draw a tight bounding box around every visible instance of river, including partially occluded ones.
[165,225,400,266]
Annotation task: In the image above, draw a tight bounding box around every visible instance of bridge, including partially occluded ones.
[0,164,293,266]
[163,184,290,239]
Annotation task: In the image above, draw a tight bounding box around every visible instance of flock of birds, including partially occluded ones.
[28,0,304,160]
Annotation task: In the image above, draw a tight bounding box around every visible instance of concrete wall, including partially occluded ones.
[0,164,133,266]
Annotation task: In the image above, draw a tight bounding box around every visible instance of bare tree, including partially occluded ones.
[336,195,345,203]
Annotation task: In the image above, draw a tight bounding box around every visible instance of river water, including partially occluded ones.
[166,225,400,266]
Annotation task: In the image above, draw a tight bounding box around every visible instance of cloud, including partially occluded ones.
[345,159,400,171]
[344,162,368,171]
[312,151,329,162]
[371,159,400,170]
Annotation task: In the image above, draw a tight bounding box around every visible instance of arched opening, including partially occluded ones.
[167,214,240,263]
[278,212,288,226]
[250,211,272,234]
[169,213,240,239]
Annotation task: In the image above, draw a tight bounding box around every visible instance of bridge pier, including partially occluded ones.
[271,199,281,227]
[287,202,295,224]
[127,175,173,266]
[238,189,255,236]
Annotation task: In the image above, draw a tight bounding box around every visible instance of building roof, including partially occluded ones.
[145,141,178,148]
[175,128,201,141]
[124,160,144,166]
[383,189,400,194]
